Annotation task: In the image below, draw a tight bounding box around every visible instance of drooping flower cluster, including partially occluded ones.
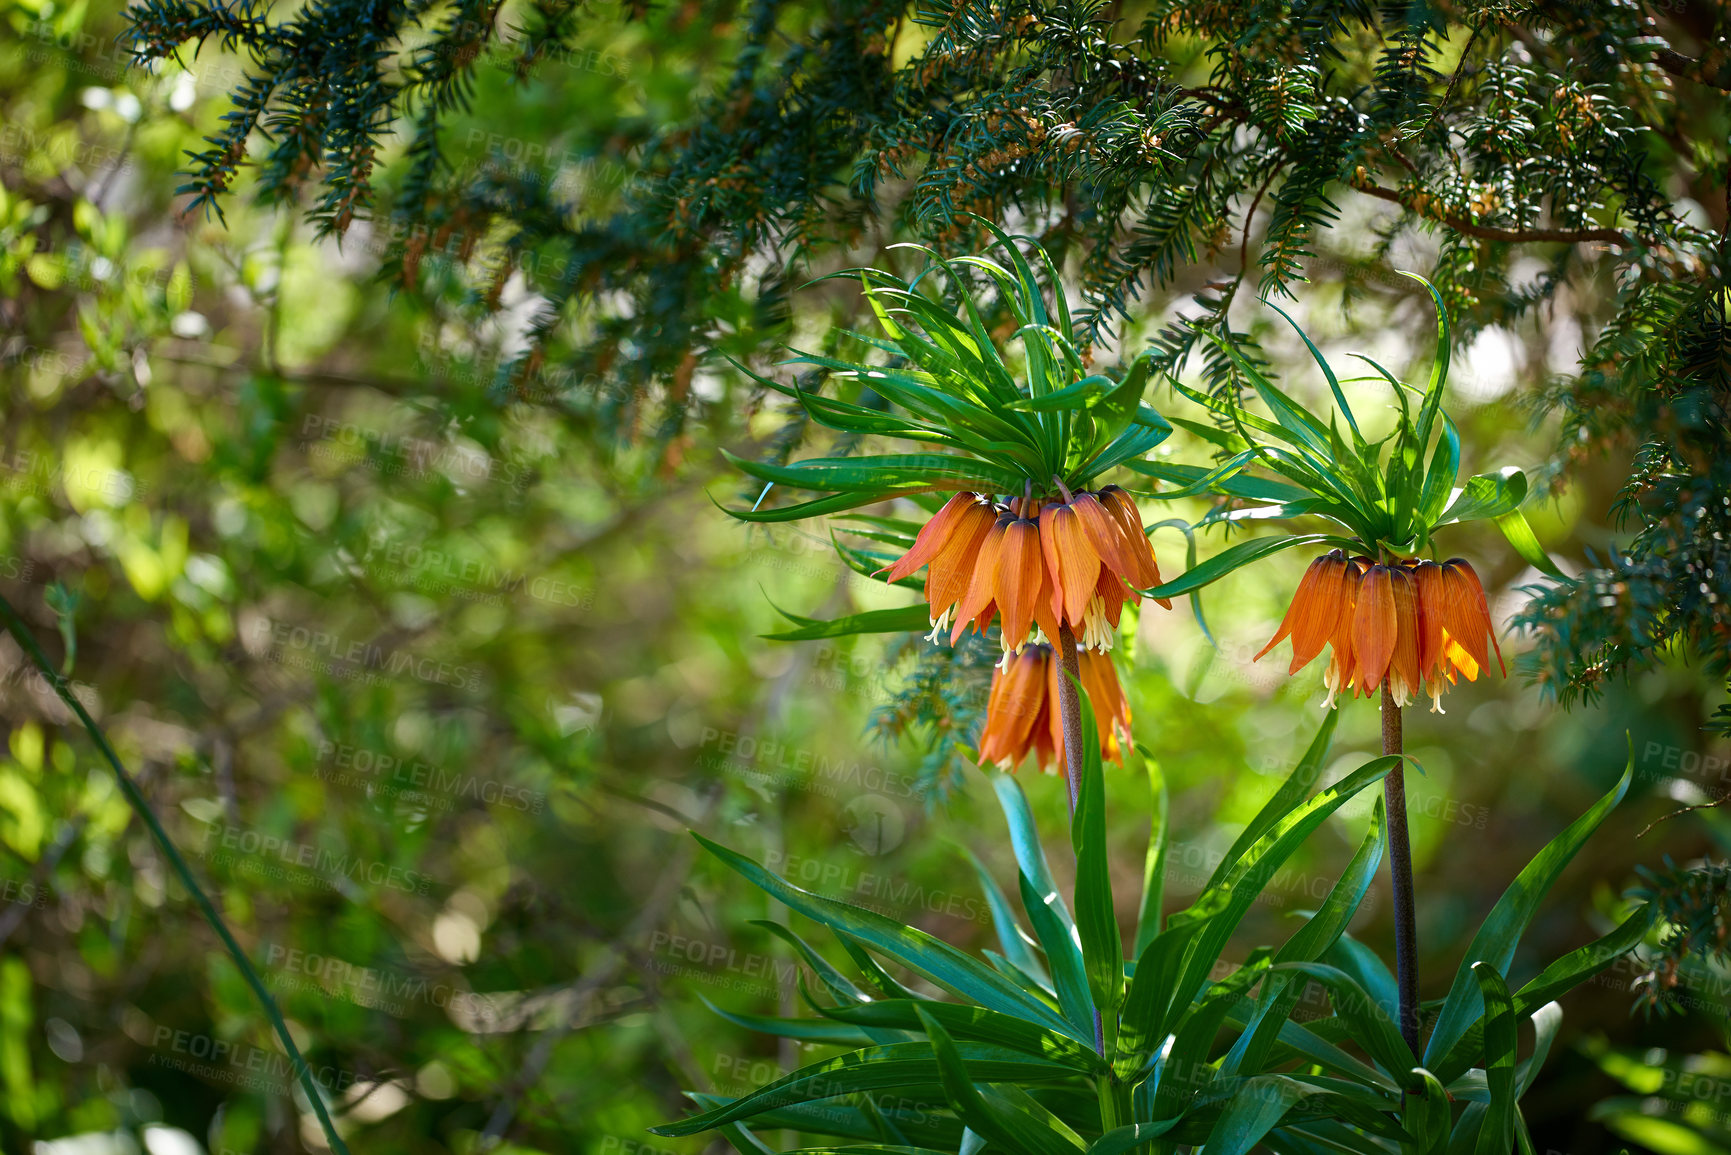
[883,486,1169,657]
[1255,550,1504,712]
[881,485,1167,772]
[976,645,1133,773]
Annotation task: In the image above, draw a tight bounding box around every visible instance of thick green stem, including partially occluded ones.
[1381,681,1420,1060]
[0,594,351,1154]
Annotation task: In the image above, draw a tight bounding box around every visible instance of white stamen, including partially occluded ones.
[925,607,953,645]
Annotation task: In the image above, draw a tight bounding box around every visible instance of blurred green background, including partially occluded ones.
[1,0,1728,1152]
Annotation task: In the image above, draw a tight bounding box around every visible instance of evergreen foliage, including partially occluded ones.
[127,0,1731,718]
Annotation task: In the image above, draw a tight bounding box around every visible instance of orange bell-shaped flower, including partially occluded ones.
[1258,551,1504,712]
[977,644,1131,772]
[883,487,1169,660]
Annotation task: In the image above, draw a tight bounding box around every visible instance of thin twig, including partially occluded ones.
[0,593,352,1154]
[1350,178,1634,246]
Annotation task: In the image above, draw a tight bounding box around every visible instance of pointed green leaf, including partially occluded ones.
[1436,468,1527,525]
[1423,761,1633,1068]
[916,1007,1086,1155]
[1471,964,1517,1155]
[695,834,1084,1040]
[1273,963,1414,1082]
[1203,710,1340,895]
[1263,299,1363,443]
[1202,1074,1315,1155]
[1398,272,1452,453]
[1223,795,1386,1078]
[726,489,929,524]
[1493,510,1566,578]
[764,603,933,641]
[820,1000,1106,1072]
[1169,756,1398,1013]
[651,1040,1077,1137]
[1018,871,1094,1039]
[1146,533,1340,599]
[1432,902,1654,1084]
[962,846,1048,987]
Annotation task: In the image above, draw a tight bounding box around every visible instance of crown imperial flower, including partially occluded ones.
[883,486,1167,660]
[978,643,1132,773]
[1257,550,1504,712]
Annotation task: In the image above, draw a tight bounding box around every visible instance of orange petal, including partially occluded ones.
[1255,550,1347,673]
[1447,559,1505,677]
[883,493,981,582]
[978,647,1047,769]
[1039,649,1064,774]
[1388,565,1421,706]
[1412,560,1447,681]
[1039,502,1103,626]
[1078,649,1131,763]
[995,519,1045,650]
[1032,555,1064,650]
[1073,492,1137,583]
[926,500,996,618]
[953,515,1009,643]
[1099,486,1164,591]
[1353,565,1398,692]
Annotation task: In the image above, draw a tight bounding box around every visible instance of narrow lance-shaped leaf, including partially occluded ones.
[651,1040,1080,1137]
[764,603,935,642]
[1146,533,1341,600]
[694,834,1085,1040]
[1423,760,1633,1067]
[819,1000,1107,1073]
[1200,1074,1317,1155]
[1221,795,1386,1078]
[1169,755,1398,1011]
[1018,870,1094,1040]
[1400,271,1453,453]
[1203,709,1341,895]
[1266,297,1364,444]
[1471,964,1517,1155]
[1134,750,1169,958]
[1494,509,1567,579]
[1432,902,1654,1084]
[915,1007,1086,1155]
[962,845,1048,987]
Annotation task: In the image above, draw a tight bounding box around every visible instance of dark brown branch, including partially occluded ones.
[1654,46,1731,93]
[1350,177,1633,246]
